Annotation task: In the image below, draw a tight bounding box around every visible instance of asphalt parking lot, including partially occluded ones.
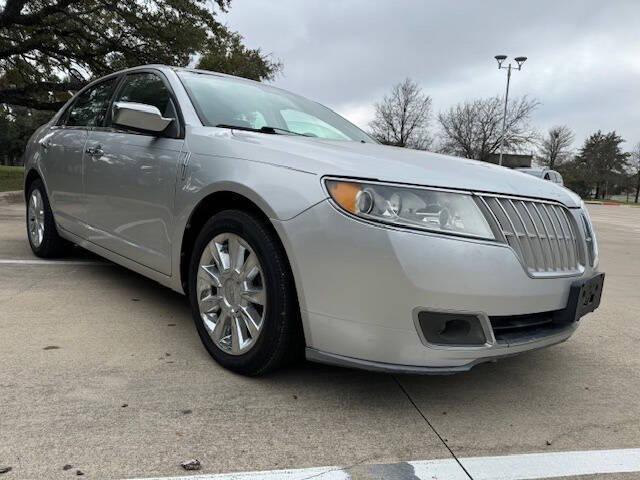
[1,195,639,480]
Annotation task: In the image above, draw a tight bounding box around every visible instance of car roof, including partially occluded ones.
[79,64,266,91]
[91,64,314,107]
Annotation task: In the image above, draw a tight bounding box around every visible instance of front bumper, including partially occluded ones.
[274,199,599,372]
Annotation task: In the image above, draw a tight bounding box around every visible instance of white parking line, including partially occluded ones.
[126,448,640,480]
[459,448,640,479]
[0,259,107,265]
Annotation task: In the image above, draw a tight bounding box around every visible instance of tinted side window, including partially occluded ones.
[115,73,175,119]
[65,79,117,127]
[112,72,179,136]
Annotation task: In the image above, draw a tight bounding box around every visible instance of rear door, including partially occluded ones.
[82,70,184,275]
[39,78,118,236]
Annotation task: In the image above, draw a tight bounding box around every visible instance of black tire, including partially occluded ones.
[188,210,302,376]
[26,179,70,258]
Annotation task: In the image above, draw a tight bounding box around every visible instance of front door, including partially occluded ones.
[82,71,184,275]
[39,77,118,236]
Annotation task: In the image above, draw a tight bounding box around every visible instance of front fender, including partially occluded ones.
[169,152,326,293]
[176,151,325,220]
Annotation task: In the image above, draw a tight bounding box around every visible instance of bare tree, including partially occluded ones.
[437,96,539,161]
[369,78,433,150]
[539,125,575,169]
[630,142,640,203]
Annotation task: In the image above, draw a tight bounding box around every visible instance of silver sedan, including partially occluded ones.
[23,65,604,375]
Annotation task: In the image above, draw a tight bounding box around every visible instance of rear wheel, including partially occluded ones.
[188,210,301,375]
[26,179,70,258]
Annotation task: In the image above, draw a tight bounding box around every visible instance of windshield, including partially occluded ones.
[177,71,375,143]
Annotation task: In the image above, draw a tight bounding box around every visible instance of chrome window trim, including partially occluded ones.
[49,125,92,132]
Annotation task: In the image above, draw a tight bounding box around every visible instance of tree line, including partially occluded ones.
[0,0,281,164]
[369,78,639,202]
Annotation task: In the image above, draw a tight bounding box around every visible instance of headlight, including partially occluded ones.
[325,179,496,240]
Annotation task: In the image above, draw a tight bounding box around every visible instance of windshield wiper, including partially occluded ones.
[215,124,311,137]
[261,126,312,136]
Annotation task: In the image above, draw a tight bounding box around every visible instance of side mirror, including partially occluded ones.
[112,101,173,134]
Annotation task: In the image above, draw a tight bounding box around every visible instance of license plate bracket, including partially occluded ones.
[553,273,605,325]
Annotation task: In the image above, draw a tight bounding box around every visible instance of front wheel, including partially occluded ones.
[188,210,301,375]
[26,179,70,258]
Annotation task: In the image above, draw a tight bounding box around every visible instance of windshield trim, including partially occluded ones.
[177,71,214,128]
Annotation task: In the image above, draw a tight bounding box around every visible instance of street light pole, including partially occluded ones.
[494,55,527,166]
[498,63,511,167]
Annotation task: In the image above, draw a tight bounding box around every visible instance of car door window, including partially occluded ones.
[63,78,117,127]
[112,72,179,136]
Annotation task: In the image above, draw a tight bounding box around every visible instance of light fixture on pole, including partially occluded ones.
[494,55,527,166]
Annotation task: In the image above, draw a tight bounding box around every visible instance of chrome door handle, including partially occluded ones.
[39,139,52,149]
[85,145,104,156]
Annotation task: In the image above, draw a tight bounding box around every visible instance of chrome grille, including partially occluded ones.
[479,195,583,276]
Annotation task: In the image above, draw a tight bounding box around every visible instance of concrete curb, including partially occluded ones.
[126,448,640,480]
[0,190,23,204]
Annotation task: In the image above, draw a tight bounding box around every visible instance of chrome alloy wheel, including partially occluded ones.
[28,189,45,248]
[197,233,267,355]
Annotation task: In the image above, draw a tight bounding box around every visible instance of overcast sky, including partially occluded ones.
[222,0,639,151]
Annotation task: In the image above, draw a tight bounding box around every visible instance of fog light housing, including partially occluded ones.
[417,311,487,346]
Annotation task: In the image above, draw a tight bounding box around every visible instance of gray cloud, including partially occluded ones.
[224,0,640,150]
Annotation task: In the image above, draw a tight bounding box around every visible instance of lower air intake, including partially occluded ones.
[417,311,487,346]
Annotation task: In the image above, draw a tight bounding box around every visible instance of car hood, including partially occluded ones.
[226,131,582,207]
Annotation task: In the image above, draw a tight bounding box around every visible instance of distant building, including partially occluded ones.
[486,153,532,168]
